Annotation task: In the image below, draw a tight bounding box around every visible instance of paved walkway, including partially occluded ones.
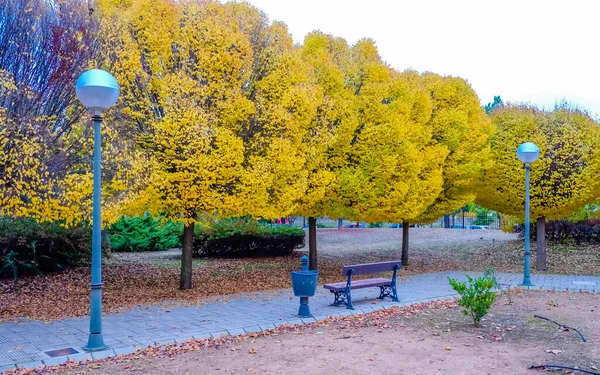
[1,271,599,372]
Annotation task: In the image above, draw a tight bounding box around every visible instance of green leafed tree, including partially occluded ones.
[484,95,503,114]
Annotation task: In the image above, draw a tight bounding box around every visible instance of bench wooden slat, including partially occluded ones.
[342,261,401,276]
[324,278,391,292]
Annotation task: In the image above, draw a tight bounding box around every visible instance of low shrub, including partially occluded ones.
[194,217,305,258]
[0,217,94,281]
[108,216,182,252]
[516,219,600,244]
[500,214,521,233]
[448,268,498,327]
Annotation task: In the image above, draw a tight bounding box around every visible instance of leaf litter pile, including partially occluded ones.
[2,253,418,321]
[2,228,599,321]
[0,255,335,321]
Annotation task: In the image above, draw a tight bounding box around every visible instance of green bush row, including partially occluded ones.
[193,217,306,257]
[108,215,305,257]
[1,215,305,280]
[0,217,94,280]
[516,219,600,244]
[108,216,182,252]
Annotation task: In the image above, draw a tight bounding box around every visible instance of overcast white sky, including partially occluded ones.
[239,0,600,116]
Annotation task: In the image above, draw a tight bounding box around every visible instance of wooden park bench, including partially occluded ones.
[323,261,401,310]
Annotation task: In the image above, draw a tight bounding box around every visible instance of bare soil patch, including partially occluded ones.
[34,290,600,375]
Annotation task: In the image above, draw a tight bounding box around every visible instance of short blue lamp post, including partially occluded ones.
[75,69,120,351]
[516,142,540,287]
[290,256,319,318]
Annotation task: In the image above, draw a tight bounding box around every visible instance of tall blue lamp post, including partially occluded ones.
[516,142,540,287]
[75,69,120,351]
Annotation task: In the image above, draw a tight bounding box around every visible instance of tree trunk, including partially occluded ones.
[536,216,547,271]
[308,217,317,270]
[443,215,450,228]
[180,222,194,290]
[337,218,343,229]
[101,229,111,254]
[401,221,409,266]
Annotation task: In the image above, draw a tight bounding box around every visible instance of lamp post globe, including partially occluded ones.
[76,69,119,113]
[516,142,540,164]
[516,142,539,287]
[75,69,119,351]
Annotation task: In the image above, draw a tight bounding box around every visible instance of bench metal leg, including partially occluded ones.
[332,291,345,306]
[329,270,354,310]
[379,285,399,302]
[330,290,354,310]
[346,290,353,310]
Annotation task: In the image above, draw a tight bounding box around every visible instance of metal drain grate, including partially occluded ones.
[44,347,79,357]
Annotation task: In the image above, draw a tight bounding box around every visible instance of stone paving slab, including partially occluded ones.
[0,271,598,373]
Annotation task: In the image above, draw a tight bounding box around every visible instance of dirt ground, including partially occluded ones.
[310,228,600,276]
[313,227,518,255]
[58,291,599,375]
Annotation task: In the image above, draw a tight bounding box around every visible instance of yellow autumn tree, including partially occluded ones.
[98,0,255,289]
[397,73,493,264]
[98,0,331,287]
[241,32,315,220]
[238,31,360,270]
[413,74,493,223]
[476,104,600,270]
[332,41,448,267]
[289,32,360,269]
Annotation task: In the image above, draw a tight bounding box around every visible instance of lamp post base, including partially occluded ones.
[298,297,312,318]
[84,333,107,352]
[520,278,533,287]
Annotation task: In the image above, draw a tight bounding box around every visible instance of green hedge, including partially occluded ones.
[0,217,93,279]
[517,219,600,244]
[108,216,182,252]
[193,217,305,258]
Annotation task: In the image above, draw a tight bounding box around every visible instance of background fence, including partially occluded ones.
[286,212,500,230]
[429,211,500,230]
